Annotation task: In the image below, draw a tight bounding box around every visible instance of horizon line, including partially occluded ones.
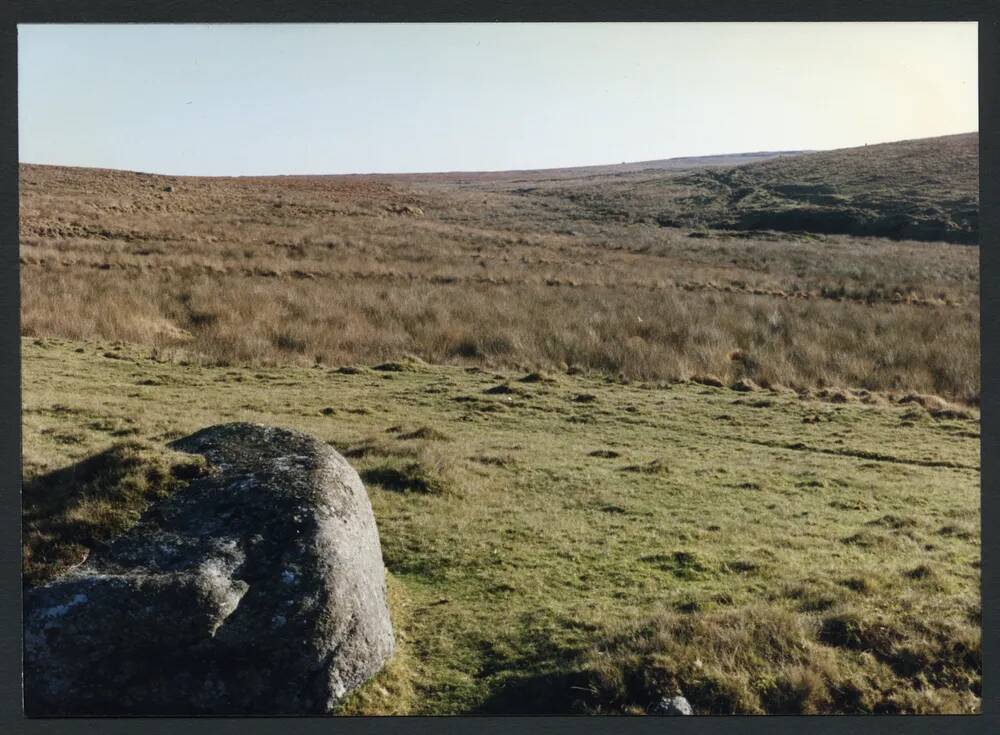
[17,130,978,179]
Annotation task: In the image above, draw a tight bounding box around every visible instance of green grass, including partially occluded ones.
[21,336,981,714]
[22,437,208,588]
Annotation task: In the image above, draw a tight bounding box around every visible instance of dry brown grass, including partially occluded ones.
[19,144,980,402]
[509,132,978,243]
[572,602,980,714]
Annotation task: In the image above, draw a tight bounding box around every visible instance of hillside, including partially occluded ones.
[18,133,981,402]
[342,149,807,183]
[676,133,979,242]
[19,133,982,714]
[475,133,978,244]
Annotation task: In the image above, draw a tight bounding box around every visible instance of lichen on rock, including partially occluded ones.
[23,422,395,715]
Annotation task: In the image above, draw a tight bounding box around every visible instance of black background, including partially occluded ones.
[1,3,996,733]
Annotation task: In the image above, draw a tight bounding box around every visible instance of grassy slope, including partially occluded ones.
[499,133,978,243]
[22,337,981,714]
[18,138,981,401]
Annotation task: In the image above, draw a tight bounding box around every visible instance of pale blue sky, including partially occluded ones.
[18,23,978,176]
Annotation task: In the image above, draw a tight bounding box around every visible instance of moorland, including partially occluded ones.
[20,132,981,713]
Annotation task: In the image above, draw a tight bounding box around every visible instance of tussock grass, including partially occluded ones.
[396,425,451,442]
[20,151,979,401]
[342,432,468,496]
[361,457,452,495]
[573,601,980,714]
[22,440,208,587]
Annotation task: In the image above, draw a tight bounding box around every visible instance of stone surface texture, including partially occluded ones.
[24,423,395,715]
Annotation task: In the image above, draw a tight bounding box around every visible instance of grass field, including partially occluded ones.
[20,133,981,714]
[22,337,981,714]
[19,133,980,403]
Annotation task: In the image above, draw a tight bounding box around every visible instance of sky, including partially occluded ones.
[18,22,978,176]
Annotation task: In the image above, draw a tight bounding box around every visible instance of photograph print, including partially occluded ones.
[18,22,981,716]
